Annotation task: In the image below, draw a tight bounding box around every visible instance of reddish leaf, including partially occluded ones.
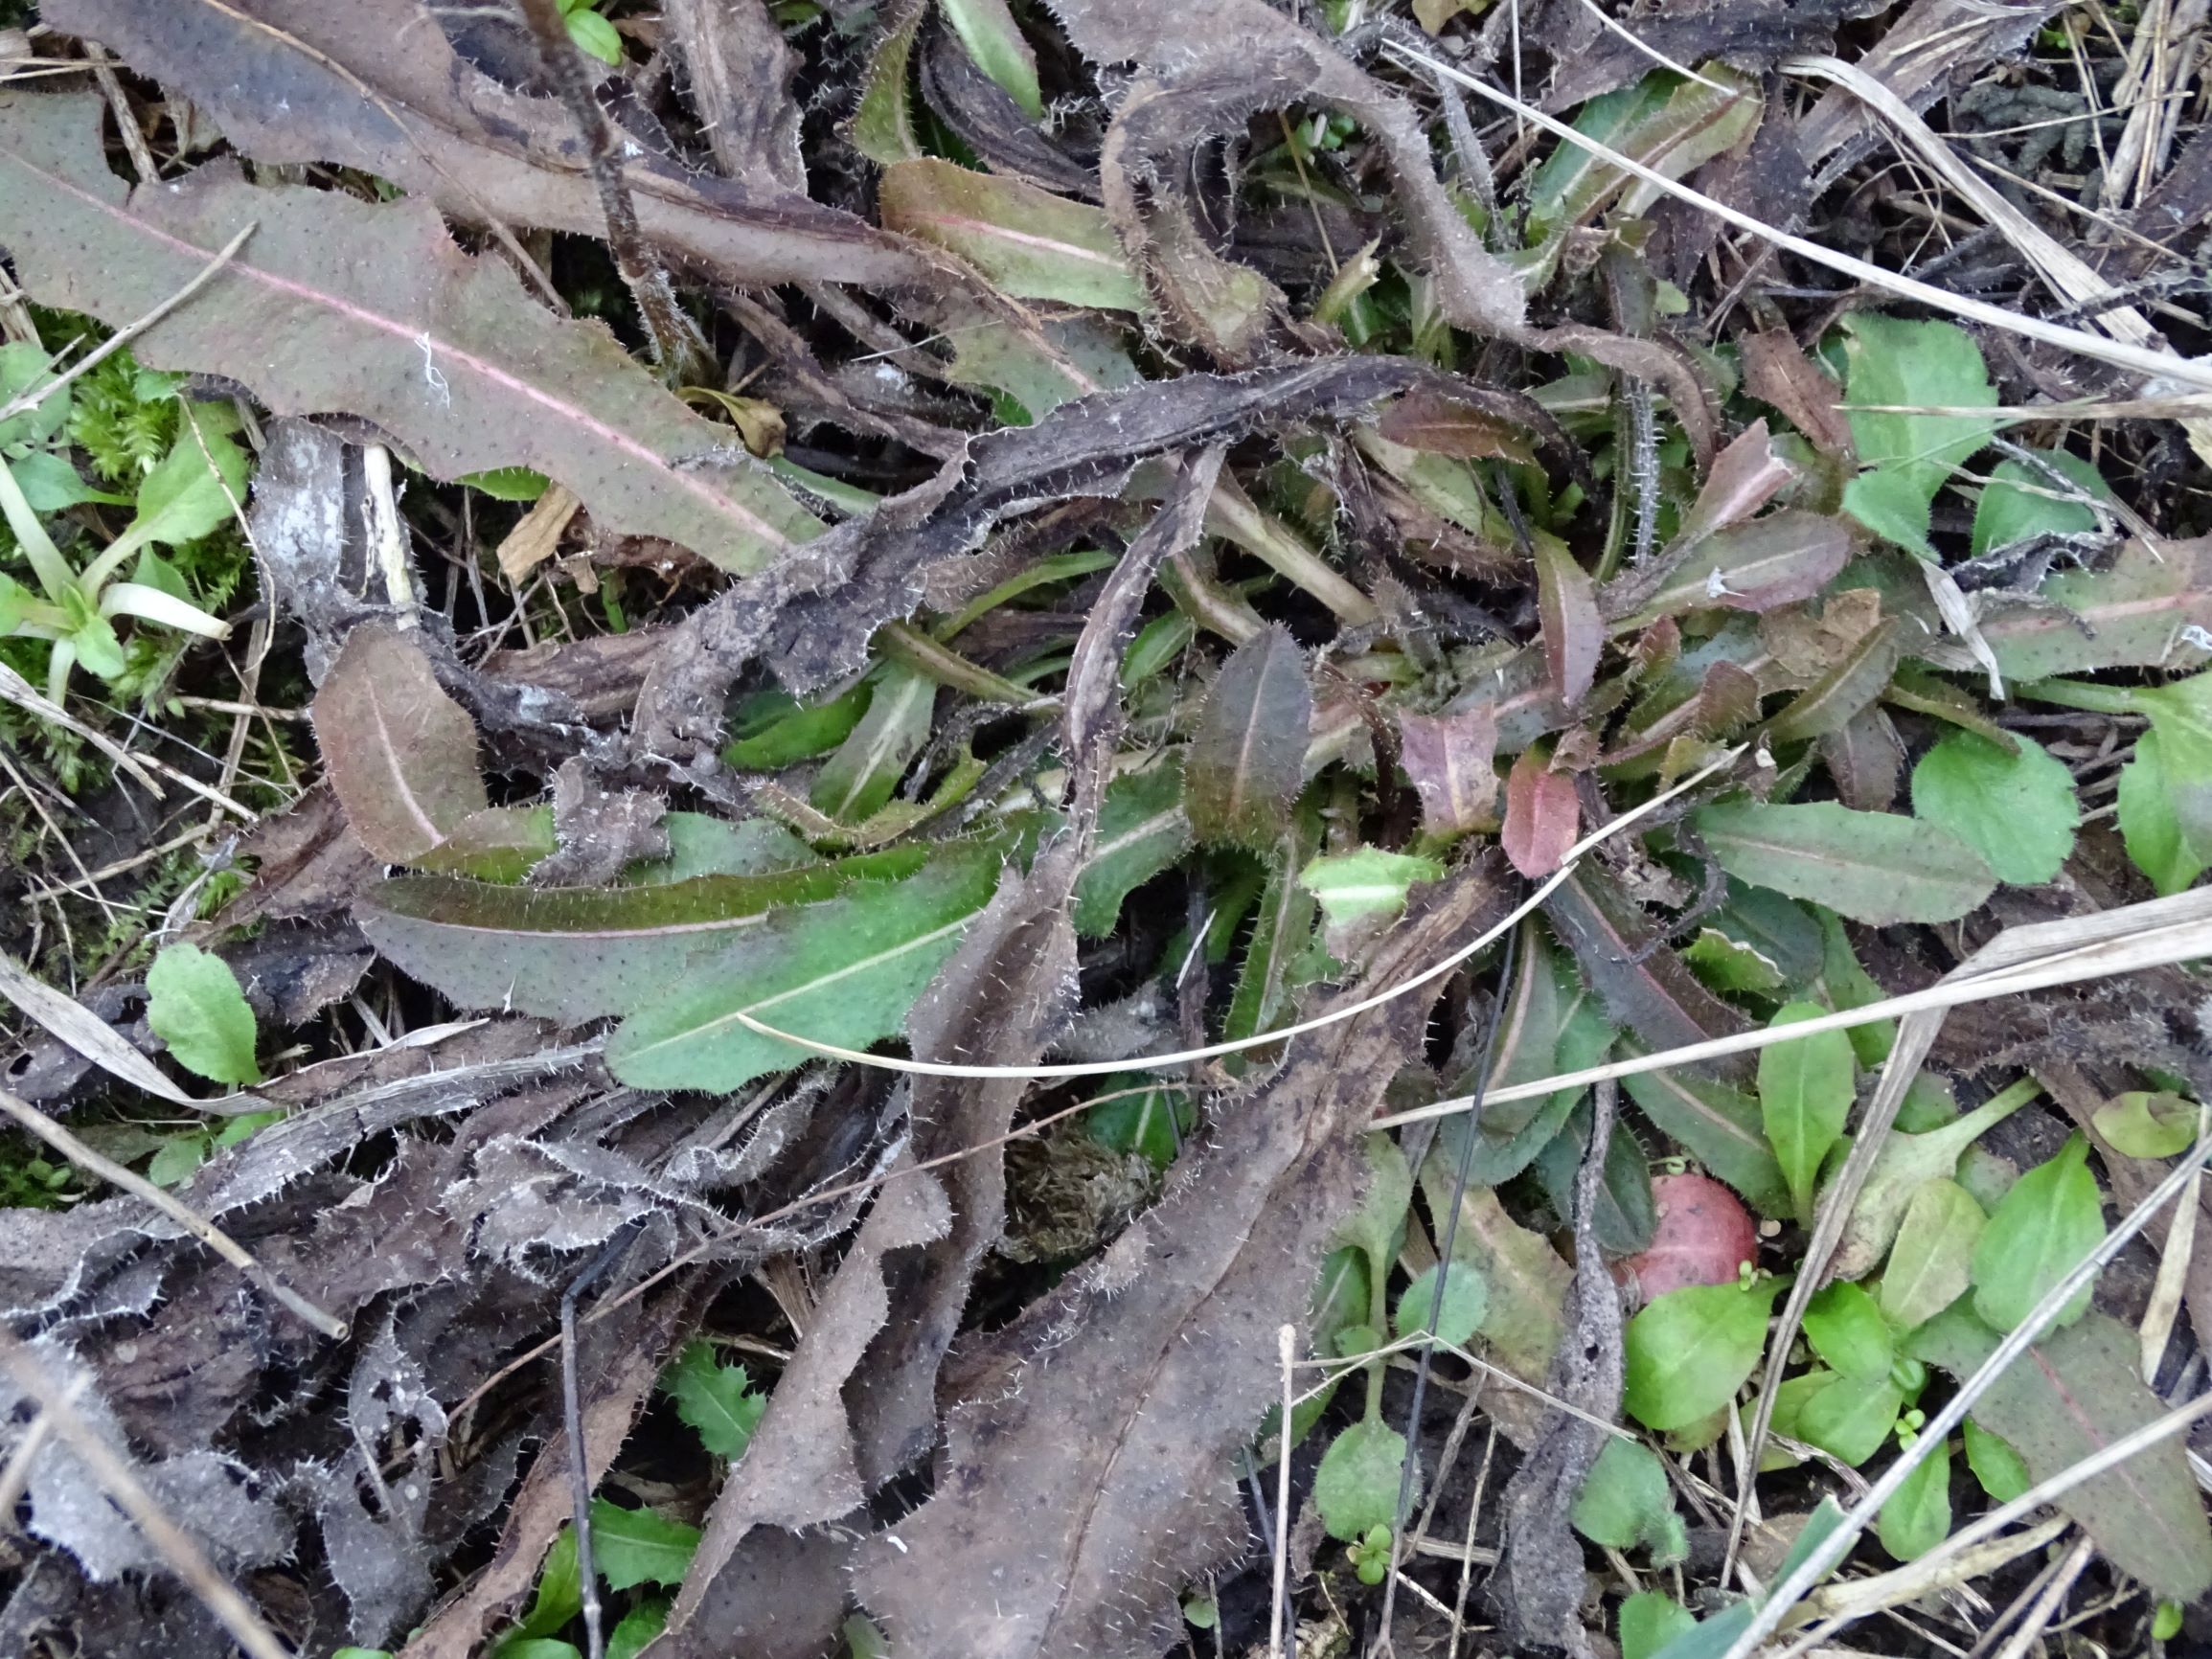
[1603,510,1852,627]
[1396,703,1499,835]
[1534,538,1602,709]
[1375,386,1537,462]
[312,624,487,864]
[1742,330,1856,459]
[1674,419,1794,549]
[1501,749,1579,877]
[1620,1173,1759,1302]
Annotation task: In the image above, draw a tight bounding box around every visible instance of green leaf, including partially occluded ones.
[1692,800,1995,926]
[564,6,624,64]
[1971,1132,2105,1333]
[1839,314,1997,556]
[1619,1591,1699,1659]
[1971,449,2109,556]
[1814,907,1895,1067]
[1802,1282,1893,1382]
[358,849,927,1025]
[2119,730,2204,895]
[2092,1091,2199,1160]
[1332,1133,1413,1272]
[606,1602,667,1659]
[606,846,1001,1091]
[69,610,126,679]
[1622,1055,1790,1217]
[1831,1081,2037,1279]
[631,814,810,884]
[12,447,112,511]
[1299,848,1443,930]
[145,942,262,1085]
[1797,1371,1905,1466]
[1086,1079,1196,1170]
[1624,1276,1786,1432]
[459,465,549,502]
[146,1132,211,1187]
[1071,760,1190,937]
[661,1341,766,1461]
[724,681,872,772]
[588,1499,698,1591]
[1185,625,1311,850]
[95,413,248,576]
[1910,731,2078,886]
[1312,1418,1410,1541]
[939,0,1044,119]
[512,1527,581,1641]
[1571,1438,1687,1563]
[1878,1178,1984,1331]
[1962,1419,2031,1503]
[810,664,935,824]
[1916,1307,2212,1599]
[1758,1001,1856,1224]
[879,159,1144,310]
[1877,1438,1952,1561]
[1393,1261,1487,1349]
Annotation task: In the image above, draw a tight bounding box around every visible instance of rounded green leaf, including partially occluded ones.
[1910,731,2079,886]
[1802,1281,1894,1382]
[145,942,262,1085]
[564,6,625,64]
[1972,1133,2107,1332]
[1618,1590,1698,1659]
[1313,1418,1411,1541]
[1393,1261,1487,1349]
[1877,1438,1953,1562]
[1796,1372,1905,1467]
[2091,1091,2199,1161]
[1624,1277,1785,1432]
[1962,1419,2031,1503]
[1571,1437,1684,1560]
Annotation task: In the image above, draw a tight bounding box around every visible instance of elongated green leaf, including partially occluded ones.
[1915,1308,2212,1599]
[1972,449,2109,557]
[1971,1132,2105,1332]
[1621,1048,1790,1217]
[811,665,936,824]
[2119,728,2204,894]
[1763,618,1900,745]
[99,414,249,571]
[1758,1001,1857,1225]
[0,91,820,575]
[606,847,1001,1091]
[1878,1178,1983,1331]
[1623,1275,1786,1432]
[1795,1371,1904,1466]
[879,158,1144,310]
[1071,760,1191,936]
[1877,1437,1951,1560]
[145,943,262,1086]
[356,849,924,1024]
[1802,1282,1892,1382]
[1979,537,2212,680]
[940,0,1045,118]
[1300,848,1443,929]
[1186,625,1311,849]
[1692,800,1995,926]
[1911,731,2078,887]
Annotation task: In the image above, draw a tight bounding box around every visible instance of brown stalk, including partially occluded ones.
[509,0,708,381]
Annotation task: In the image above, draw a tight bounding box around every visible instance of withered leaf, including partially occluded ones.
[1535,538,1603,708]
[853,868,1508,1658]
[665,0,806,192]
[1763,618,1903,744]
[1186,625,1312,849]
[1376,386,1539,462]
[1742,329,1856,459]
[0,90,822,575]
[1544,0,1876,110]
[47,0,932,291]
[1042,0,1526,337]
[1397,702,1500,835]
[312,624,488,864]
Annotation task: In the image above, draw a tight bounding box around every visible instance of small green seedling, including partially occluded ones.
[146,942,262,1086]
[559,0,624,64]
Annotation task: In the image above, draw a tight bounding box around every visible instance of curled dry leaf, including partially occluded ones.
[312,624,488,865]
[0,90,822,575]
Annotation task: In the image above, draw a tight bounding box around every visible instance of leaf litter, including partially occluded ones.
[0,4,2210,1659]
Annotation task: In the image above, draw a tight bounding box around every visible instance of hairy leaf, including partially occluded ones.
[1621,1050,1790,1217]
[0,90,822,576]
[1071,761,1191,937]
[1185,625,1311,849]
[1693,800,1996,926]
[1502,749,1580,877]
[880,159,1144,310]
[312,624,488,864]
[1396,703,1499,835]
[1603,511,1852,628]
[1535,537,1602,708]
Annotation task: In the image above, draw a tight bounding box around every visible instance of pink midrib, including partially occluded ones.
[14,147,799,553]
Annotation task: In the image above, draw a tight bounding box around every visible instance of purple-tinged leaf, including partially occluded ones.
[1603,511,1852,629]
[1397,703,1499,835]
[1763,618,1902,744]
[1674,420,1795,550]
[880,158,1145,311]
[1973,536,2212,681]
[1547,869,1754,1071]
[1536,538,1603,708]
[1375,387,1537,462]
[312,624,487,865]
[1502,748,1579,876]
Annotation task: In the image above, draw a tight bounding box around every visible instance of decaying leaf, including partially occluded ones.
[852,868,1508,1656]
[0,90,823,575]
[1397,702,1500,835]
[312,623,489,864]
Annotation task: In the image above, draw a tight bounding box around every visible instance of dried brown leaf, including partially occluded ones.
[312,624,489,864]
[1398,703,1500,835]
[852,868,1510,1658]
[1676,419,1795,549]
[1377,386,1539,462]
[1535,538,1603,709]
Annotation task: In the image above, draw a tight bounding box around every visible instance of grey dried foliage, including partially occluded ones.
[851,864,1509,1657]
